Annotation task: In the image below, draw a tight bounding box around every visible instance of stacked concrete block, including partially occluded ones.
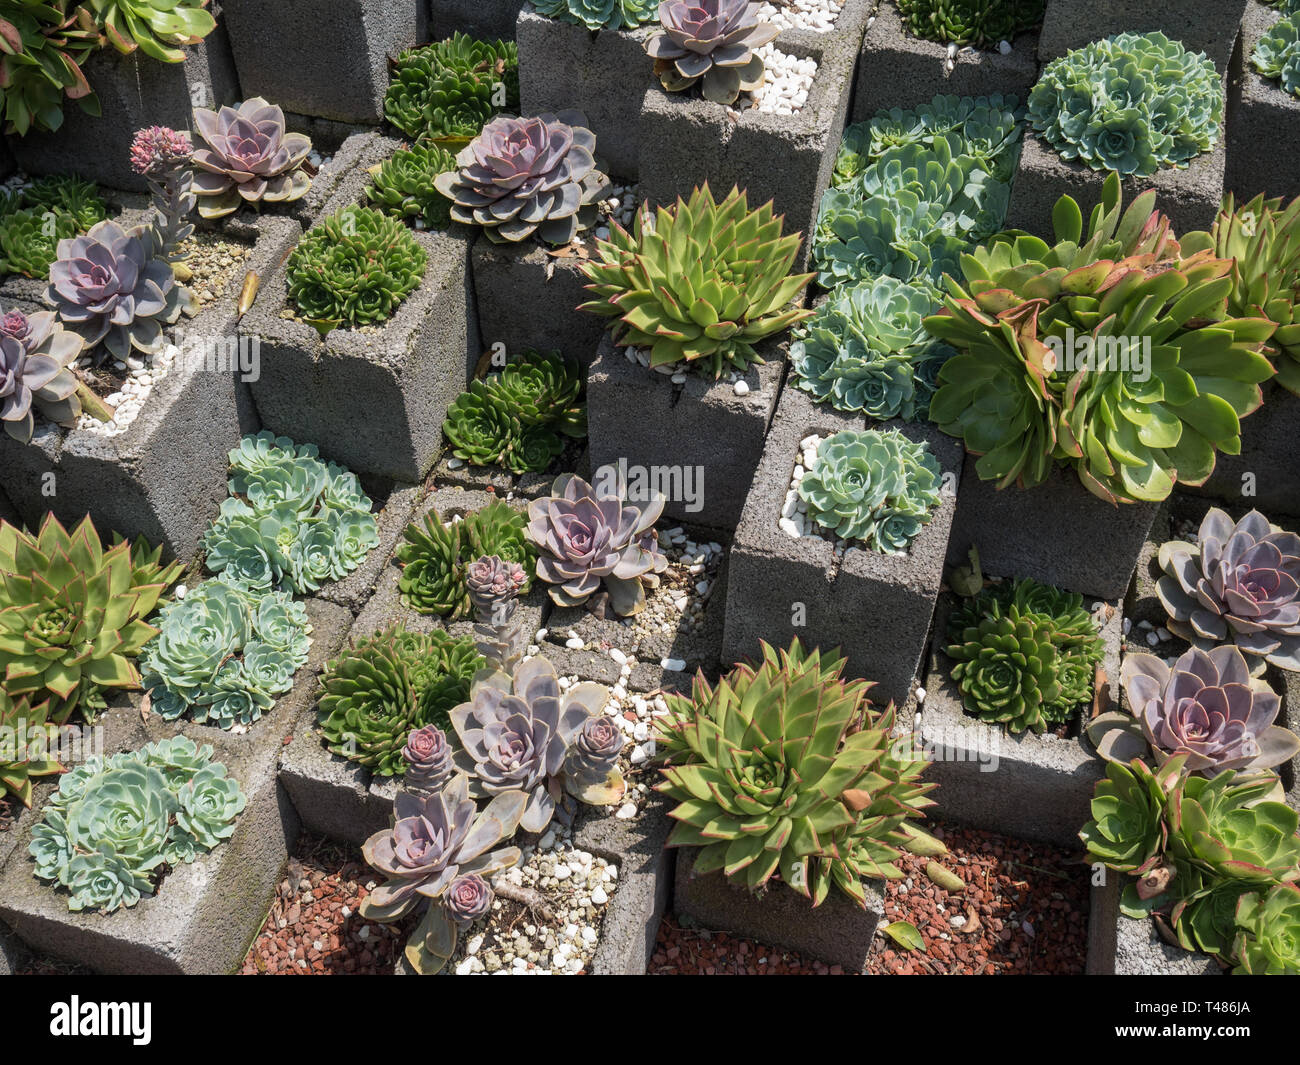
[1226,1,1300,201]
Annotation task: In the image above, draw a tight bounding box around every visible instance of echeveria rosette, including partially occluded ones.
[190,97,314,219]
[175,763,247,849]
[444,872,494,926]
[1156,508,1300,674]
[1234,882,1300,974]
[896,0,1045,50]
[466,554,527,622]
[526,471,666,617]
[402,724,456,792]
[563,713,627,806]
[1078,755,1180,877]
[93,0,216,63]
[645,0,780,105]
[0,305,85,442]
[533,0,658,31]
[1253,13,1300,99]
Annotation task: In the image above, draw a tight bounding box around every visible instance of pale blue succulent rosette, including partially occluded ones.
[530,0,657,31]
[1253,12,1300,98]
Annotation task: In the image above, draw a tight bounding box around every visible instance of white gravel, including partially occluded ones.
[73,343,178,437]
[749,45,816,114]
[753,0,844,32]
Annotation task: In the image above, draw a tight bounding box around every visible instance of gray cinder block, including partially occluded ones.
[430,0,524,41]
[1037,0,1247,74]
[220,0,423,124]
[1086,878,1222,975]
[1227,2,1300,201]
[721,386,960,707]
[585,333,786,532]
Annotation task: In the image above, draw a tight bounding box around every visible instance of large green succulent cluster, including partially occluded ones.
[30,735,244,913]
[443,350,586,474]
[384,33,519,144]
[203,432,380,596]
[397,499,536,620]
[578,183,814,377]
[897,0,1044,50]
[366,141,457,230]
[0,175,107,278]
[946,575,1104,733]
[318,626,483,777]
[1028,32,1223,177]
[797,428,943,554]
[1253,11,1300,98]
[531,0,657,30]
[1081,755,1300,973]
[789,276,955,421]
[0,514,180,726]
[657,639,942,907]
[286,205,428,330]
[927,174,1276,505]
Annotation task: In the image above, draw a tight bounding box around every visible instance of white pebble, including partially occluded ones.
[615,802,638,819]
[660,657,687,672]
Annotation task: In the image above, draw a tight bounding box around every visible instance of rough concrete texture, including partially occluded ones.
[287,129,405,231]
[944,452,1159,600]
[1086,879,1221,975]
[431,439,588,499]
[1037,0,1246,73]
[586,334,787,531]
[315,480,424,613]
[1226,3,1300,201]
[0,706,297,974]
[517,8,653,179]
[470,235,607,367]
[674,846,886,970]
[721,386,960,707]
[919,591,1121,847]
[8,28,241,192]
[1006,128,1228,238]
[220,0,423,124]
[0,215,300,562]
[1121,499,1173,630]
[574,794,674,974]
[1277,665,1300,807]
[431,0,524,41]
[851,0,1040,123]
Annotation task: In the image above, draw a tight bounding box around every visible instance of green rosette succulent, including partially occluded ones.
[1078,756,1179,875]
[531,0,657,30]
[317,626,483,776]
[0,206,78,277]
[384,34,519,143]
[897,0,1044,50]
[0,690,63,806]
[443,379,524,468]
[89,0,216,63]
[1253,13,1300,98]
[1168,877,1261,960]
[23,175,107,231]
[1234,882,1300,974]
[492,349,585,432]
[367,142,456,229]
[797,428,942,553]
[1167,770,1300,885]
[287,205,427,329]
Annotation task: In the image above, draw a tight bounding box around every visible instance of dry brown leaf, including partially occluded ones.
[1090,665,1111,719]
[961,905,982,934]
[139,688,151,723]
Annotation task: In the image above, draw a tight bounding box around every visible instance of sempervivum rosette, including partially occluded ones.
[190,97,314,219]
[433,110,610,245]
[646,0,780,104]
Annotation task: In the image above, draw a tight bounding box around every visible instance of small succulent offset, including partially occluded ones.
[526,471,668,617]
[645,0,779,105]
[0,514,180,725]
[359,774,524,974]
[797,429,943,554]
[0,305,86,442]
[1253,12,1300,99]
[434,111,610,246]
[532,0,658,31]
[0,0,101,135]
[897,0,1044,50]
[466,554,530,676]
[657,639,941,906]
[1028,32,1223,177]
[1156,508,1300,675]
[402,724,456,793]
[286,205,427,329]
[579,184,814,376]
[0,689,63,806]
[1235,882,1300,974]
[29,735,244,914]
[24,174,109,231]
[317,626,483,776]
[89,0,216,63]
[190,98,314,219]
[384,34,519,144]
[367,141,457,230]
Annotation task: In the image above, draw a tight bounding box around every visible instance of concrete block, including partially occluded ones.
[1037,0,1247,74]
[0,215,301,562]
[430,0,524,41]
[585,333,786,532]
[1086,877,1222,975]
[851,0,1040,123]
[721,385,960,707]
[220,0,424,124]
[517,7,654,179]
[674,846,886,971]
[1226,2,1300,201]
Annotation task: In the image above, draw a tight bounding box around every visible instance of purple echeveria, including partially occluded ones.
[466,554,527,623]
[646,0,779,104]
[0,305,83,442]
[563,713,627,805]
[402,725,456,792]
[444,873,492,926]
[190,98,314,219]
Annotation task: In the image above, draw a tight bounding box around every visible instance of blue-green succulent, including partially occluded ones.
[1253,13,1300,98]
[531,0,657,30]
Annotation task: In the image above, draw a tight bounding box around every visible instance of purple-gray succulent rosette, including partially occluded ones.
[444,873,493,926]
[191,97,314,219]
[646,0,779,104]
[466,554,527,622]
[563,713,628,805]
[402,724,456,792]
[0,306,83,442]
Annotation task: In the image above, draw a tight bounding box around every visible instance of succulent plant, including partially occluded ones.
[897,0,1044,50]
[0,0,102,135]
[1234,882,1300,974]
[449,654,616,831]
[1028,31,1223,177]
[0,689,62,805]
[564,714,626,804]
[645,0,779,105]
[579,183,813,376]
[797,429,943,553]
[286,205,427,329]
[0,304,85,442]
[128,126,195,267]
[444,872,493,926]
[526,471,667,617]
[1079,756,1181,876]
[402,724,456,793]
[491,348,586,432]
[434,110,610,245]
[190,97,314,219]
[318,626,483,776]
[532,0,658,31]
[1156,508,1300,674]
[359,773,524,974]
[0,513,180,725]
[926,174,1276,505]
[367,141,457,229]
[397,499,535,621]
[1168,768,1300,885]
[1253,12,1300,98]
[87,0,215,63]
[30,735,244,913]
[657,639,940,906]
[0,204,77,277]
[23,174,107,231]
[465,554,530,674]
[384,33,519,143]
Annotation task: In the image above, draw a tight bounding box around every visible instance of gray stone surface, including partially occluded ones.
[470,235,607,367]
[851,0,1040,123]
[721,386,960,707]
[0,215,301,562]
[920,592,1121,847]
[586,334,786,531]
[674,846,886,971]
[1086,878,1221,975]
[944,452,1159,600]
[1037,0,1246,73]
[517,7,653,179]
[220,0,423,124]
[1227,2,1300,201]
[431,0,524,41]
[1006,127,1228,239]
[288,129,403,230]
[315,480,424,613]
